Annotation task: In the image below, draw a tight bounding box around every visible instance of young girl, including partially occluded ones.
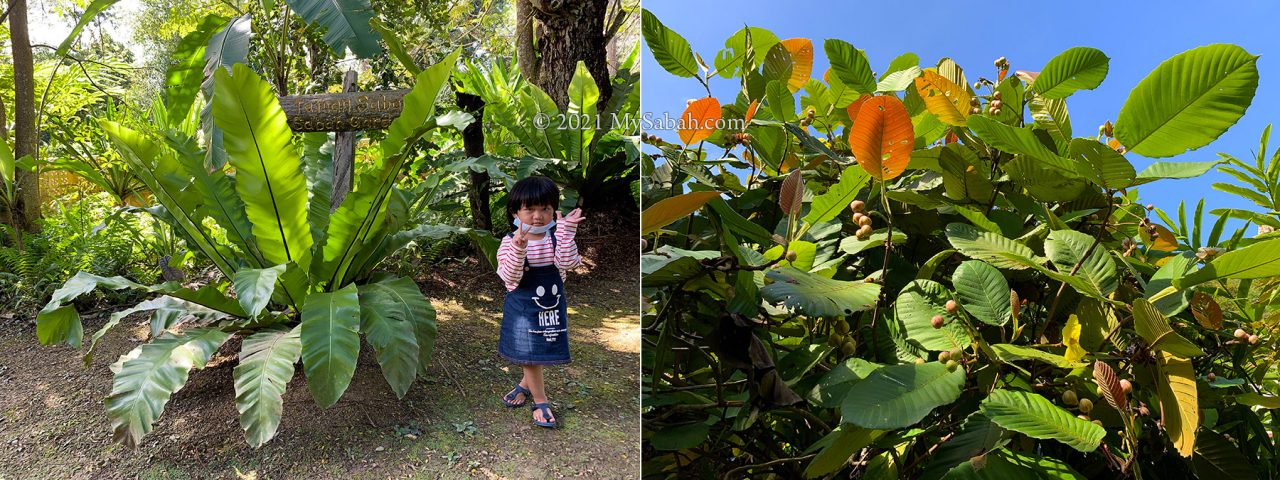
[496,176,582,428]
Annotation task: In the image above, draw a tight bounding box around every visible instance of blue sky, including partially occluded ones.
[641,0,1280,241]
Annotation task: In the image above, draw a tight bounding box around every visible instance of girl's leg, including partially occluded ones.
[523,365,555,423]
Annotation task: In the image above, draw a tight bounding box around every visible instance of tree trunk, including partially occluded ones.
[528,0,612,110]
[8,0,40,232]
[515,0,539,82]
[456,90,491,232]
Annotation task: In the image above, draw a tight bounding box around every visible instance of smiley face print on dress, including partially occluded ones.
[532,284,561,310]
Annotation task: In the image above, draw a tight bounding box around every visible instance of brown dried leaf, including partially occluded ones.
[1191,293,1223,329]
[779,169,804,216]
[1093,360,1128,412]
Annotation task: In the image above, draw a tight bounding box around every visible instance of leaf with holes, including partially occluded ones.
[849,96,914,181]
[914,70,971,126]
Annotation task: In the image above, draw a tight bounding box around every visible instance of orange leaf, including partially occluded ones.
[849,96,915,181]
[780,38,813,93]
[1150,224,1178,251]
[744,100,760,126]
[913,70,972,126]
[640,191,723,235]
[679,97,722,145]
[845,94,871,127]
[998,67,1008,82]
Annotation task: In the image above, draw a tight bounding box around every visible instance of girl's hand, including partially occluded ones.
[512,224,531,249]
[558,208,583,226]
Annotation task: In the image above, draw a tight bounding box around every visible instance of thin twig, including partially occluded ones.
[721,454,818,480]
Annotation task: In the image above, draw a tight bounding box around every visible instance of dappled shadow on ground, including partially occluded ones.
[0,217,639,479]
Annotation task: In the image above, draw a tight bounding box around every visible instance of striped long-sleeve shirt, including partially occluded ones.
[496,219,582,291]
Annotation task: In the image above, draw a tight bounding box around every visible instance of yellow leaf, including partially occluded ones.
[640,191,722,235]
[780,38,813,93]
[1063,314,1086,362]
[913,70,971,126]
[1157,351,1198,457]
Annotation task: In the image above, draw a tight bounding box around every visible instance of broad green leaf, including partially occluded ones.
[1175,238,1280,289]
[284,0,382,58]
[762,44,795,89]
[764,240,817,271]
[54,0,123,57]
[1236,393,1280,409]
[952,261,1011,326]
[1193,429,1259,480]
[301,132,335,248]
[896,280,970,351]
[1146,252,1196,316]
[85,296,229,365]
[106,328,231,448]
[651,422,709,451]
[381,48,462,160]
[232,265,287,318]
[1133,160,1227,186]
[990,344,1085,369]
[941,448,1086,480]
[566,61,599,164]
[945,223,1037,270]
[876,66,921,93]
[1133,298,1204,358]
[967,116,1076,174]
[1028,94,1072,140]
[979,389,1105,452]
[1045,229,1118,297]
[641,9,698,78]
[101,121,239,277]
[1067,138,1135,189]
[359,276,437,374]
[937,144,993,203]
[714,26,779,79]
[201,15,253,170]
[1032,47,1109,99]
[838,229,904,256]
[301,284,362,408]
[357,280,423,397]
[824,39,875,94]
[1115,44,1259,157]
[214,64,313,273]
[369,18,419,74]
[37,272,246,348]
[164,15,225,126]
[803,166,870,225]
[809,358,880,408]
[233,326,302,447]
[1001,155,1089,202]
[1157,351,1198,457]
[641,191,721,235]
[761,267,880,317]
[804,426,884,478]
[842,362,965,429]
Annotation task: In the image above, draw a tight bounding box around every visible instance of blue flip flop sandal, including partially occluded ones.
[502,385,531,408]
[531,402,559,429]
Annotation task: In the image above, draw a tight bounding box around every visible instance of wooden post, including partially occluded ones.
[329,70,359,211]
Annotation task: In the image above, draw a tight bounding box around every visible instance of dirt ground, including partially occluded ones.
[0,216,640,479]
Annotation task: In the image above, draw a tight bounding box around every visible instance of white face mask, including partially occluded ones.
[514,218,556,235]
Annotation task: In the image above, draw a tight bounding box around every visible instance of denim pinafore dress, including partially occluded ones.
[498,233,571,365]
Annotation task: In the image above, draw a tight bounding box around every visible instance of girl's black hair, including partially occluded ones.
[507,176,560,217]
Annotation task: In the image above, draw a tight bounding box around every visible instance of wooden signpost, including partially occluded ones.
[275,72,409,210]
